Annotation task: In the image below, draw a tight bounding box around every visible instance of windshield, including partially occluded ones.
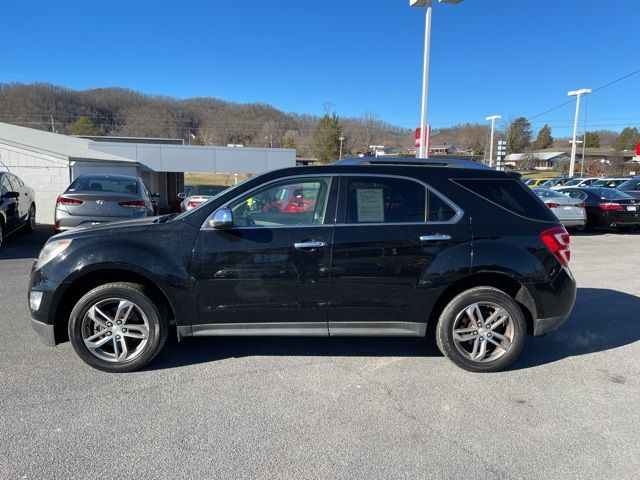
[562,178,584,187]
[533,188,562,198]
[618,178,640,190]
[594,188,632,200]
[188,185,228,196]
[541,178,562,187]
[68,175,139,194]
[173,174,259,221]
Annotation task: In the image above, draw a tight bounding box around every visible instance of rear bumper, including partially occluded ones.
[525,266,577,337]
[560,218,586,227]
[55,210,147,230]
[533,314,571,336]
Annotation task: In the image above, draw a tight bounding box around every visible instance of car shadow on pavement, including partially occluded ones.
[0,224,53,260]
[151,335,438,370]
[514,287,640,369]
[149,287,640,371]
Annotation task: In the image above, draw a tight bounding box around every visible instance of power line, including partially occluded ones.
[528,66,640,122]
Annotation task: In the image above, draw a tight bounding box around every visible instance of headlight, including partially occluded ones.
[35,239,72,269]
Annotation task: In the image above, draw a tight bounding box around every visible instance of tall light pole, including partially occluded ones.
[568,88,591,177]
[410,0,463,158]
[339,135,345,160]
[485,115,501,168]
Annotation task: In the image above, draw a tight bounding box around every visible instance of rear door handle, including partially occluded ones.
[294,241,327,251]
[420,234,452,242]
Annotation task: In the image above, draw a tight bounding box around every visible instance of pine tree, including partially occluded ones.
[68,116,101,136]
[507,117,532,153]
[614,127,640,151]
[533,124,553,149]
[584,131,600,148]
[311,113,342,163]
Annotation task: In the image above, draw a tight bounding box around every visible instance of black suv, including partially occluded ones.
[29,163,576,373]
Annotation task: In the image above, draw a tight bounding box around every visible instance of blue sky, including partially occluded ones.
[1,0,638,137]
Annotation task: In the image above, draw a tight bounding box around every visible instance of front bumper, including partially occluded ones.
[31,318,56,346]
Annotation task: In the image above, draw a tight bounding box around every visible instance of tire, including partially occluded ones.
[24,204,35,233]
[68,282,169,372]
[435,287,527,373]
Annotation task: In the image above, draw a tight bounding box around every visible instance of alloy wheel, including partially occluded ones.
[452,302,515,363]
[81,298,150,363]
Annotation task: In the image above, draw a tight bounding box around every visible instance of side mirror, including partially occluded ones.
[209,208,233,229]
[151,192,161,198]
[2,191,19,199]
[177,192,187,199]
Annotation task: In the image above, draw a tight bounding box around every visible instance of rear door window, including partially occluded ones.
[428,190,457,222]
[342,177,426,224]
[454,178,556,222]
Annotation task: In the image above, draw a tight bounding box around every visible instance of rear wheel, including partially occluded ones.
[436,287,526,372]
[68,282,168,372]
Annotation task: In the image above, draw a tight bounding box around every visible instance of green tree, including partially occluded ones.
[282,135,295,149]
[311,113,342,163]
[614,127,640,151]
[507,117,532,153]
[584,131,600,148]
[533,124,553,149]
[69,116,101,136]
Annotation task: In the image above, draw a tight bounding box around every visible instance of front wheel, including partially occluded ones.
[68,282,169,372]
[24,204,36,233]
[436,287,527,373]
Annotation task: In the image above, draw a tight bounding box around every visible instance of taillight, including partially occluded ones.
[599,202,623,211]
[119,200,148,208]
[187,201,201,209]
[56,196,83,205]
[540,226,570,266]
[546,202,560,208]
[576,203,585,208]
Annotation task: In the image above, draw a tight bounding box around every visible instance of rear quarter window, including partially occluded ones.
[453,178,556,222]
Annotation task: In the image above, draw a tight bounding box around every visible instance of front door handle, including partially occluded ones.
[294,241,327,251]
[419,234,452,242]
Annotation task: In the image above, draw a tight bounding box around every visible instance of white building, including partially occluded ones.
[0,122,295,224]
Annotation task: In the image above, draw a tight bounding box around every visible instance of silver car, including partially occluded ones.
[178,184,227,212]
[533,187,586,228]
[55,174,159,232]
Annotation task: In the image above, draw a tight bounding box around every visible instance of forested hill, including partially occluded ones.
[0,83,411,157]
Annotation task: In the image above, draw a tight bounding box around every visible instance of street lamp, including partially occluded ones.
[339,135,345,160]
[485,115,501,168]
[410,0,463,159]
[567,88,591,177]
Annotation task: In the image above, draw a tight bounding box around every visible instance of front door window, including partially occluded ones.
[229,177,332,227]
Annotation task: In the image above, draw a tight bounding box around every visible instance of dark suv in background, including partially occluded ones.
[29,162,576,373]
[1,171,36,247]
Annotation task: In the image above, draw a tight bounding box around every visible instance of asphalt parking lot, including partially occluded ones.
[1,227,639,480]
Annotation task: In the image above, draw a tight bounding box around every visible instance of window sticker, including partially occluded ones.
[356,188,384,222]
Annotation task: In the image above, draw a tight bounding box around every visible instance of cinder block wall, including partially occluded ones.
[0,146,70,225]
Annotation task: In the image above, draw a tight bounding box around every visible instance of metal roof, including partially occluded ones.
[0,122,138,164]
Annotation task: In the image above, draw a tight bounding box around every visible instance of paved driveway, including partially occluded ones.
[1,227,638,479]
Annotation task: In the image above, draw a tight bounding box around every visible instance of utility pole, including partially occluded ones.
[339,135,345,160]
[568,88,591,177]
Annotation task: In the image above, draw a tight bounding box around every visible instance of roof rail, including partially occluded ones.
[335,156,492,170]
